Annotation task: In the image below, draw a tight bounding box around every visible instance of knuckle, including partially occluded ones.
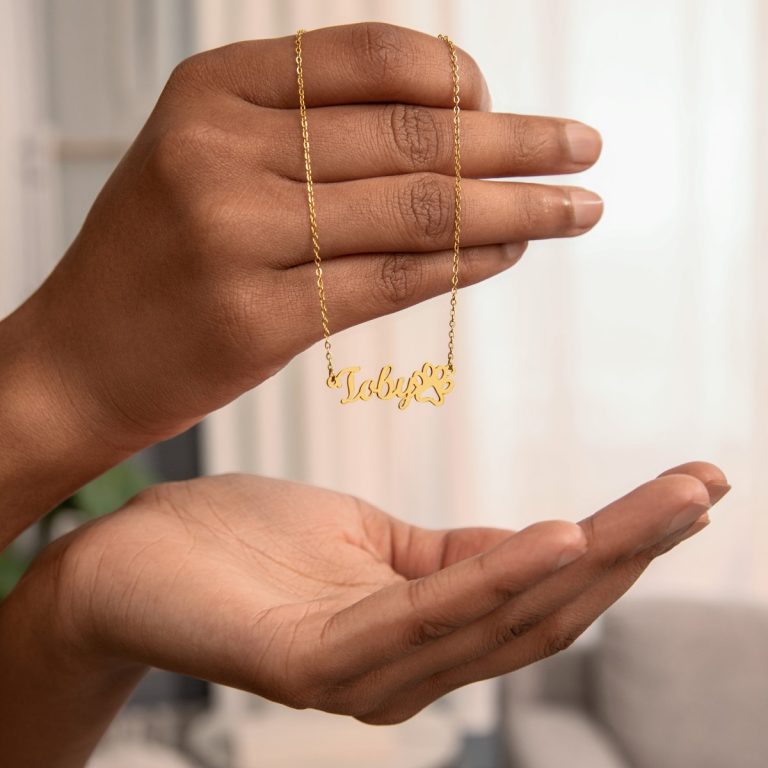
[147,120,228,185]
[487,577,527,605]
[353,22,411,79]
[167,48,230,92]
[542,625,581,658]
[490,615,536,648]
[144,121,245,254]
[398,172,452,244]
[385,104,441,171]
[405,618,456,649]
[165,52,222,100]
[310,681,366,717]
[509,118,553,165]
[167,53,204,87]
[514,183,546,232]
[374,253,423,306]
[401,578,457,648]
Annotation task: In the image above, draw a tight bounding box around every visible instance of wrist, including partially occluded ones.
[4,530,145,671]
[0,297,132,545]
[0,537,146,767]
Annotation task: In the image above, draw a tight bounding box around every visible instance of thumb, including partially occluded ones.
[391,525,517,578]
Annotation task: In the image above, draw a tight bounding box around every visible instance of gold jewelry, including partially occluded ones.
[295,29,462,410]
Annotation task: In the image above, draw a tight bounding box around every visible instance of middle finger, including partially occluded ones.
[266,104,602,182]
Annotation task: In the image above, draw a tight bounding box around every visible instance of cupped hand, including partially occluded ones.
[16,22,602,449]
[30,461,726,726]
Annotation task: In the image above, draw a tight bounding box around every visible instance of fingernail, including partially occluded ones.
[706,483,731,505]
[677,513,710,542]
[568,188,604,230]
[656,514,710,556]
[502,242,527,262]
[554,543,588,570]
[665,501,711,537]
[564,122,602,165]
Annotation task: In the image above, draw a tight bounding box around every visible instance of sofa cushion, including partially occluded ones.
[594,599,768,768]
[505,704,629,768]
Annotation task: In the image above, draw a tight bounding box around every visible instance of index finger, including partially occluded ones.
[188,22,492,110]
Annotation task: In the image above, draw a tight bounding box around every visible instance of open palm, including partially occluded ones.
[55,465,725,725]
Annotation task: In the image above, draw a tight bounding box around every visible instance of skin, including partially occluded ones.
[0,22,729,768]
[0,466,728,767]
[0,22,605,545]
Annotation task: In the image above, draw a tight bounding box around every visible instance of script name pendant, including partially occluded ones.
[296,30,463,409]
[327,363,454,410]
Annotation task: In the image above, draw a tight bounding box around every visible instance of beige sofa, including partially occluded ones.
[501,598,768,768]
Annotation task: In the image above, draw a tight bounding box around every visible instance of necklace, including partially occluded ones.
[295,29,462,410]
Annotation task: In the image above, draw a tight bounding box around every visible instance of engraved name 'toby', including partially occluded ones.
[327,363,454,410]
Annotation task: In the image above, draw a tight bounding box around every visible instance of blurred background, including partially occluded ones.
[1,1,767,767]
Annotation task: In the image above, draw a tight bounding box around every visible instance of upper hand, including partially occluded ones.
[19,22,603,449]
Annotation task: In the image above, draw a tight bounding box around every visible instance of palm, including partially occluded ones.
[63,465,723,724]
[71,476,418,697]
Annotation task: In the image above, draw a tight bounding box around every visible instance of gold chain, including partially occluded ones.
[295,30,335,383]
[295,29,462,409]
[438,33,462,374]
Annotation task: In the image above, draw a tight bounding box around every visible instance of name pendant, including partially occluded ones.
[327,362,454,410]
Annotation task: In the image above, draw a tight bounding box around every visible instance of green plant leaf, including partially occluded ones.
[0,548,28,598]
[72,461,156,517]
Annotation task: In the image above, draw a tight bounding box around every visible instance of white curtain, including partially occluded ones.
[0,0,57,318]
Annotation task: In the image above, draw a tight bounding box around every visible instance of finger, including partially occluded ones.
[266,105,602,182]
[362,548,655,725]
[313,520,587,683]
[389,526,521,580]
[286,242,527,341]
[290,177,602,262]
[352,474,713,720]
[652,512,710,554]
[360,467,725,723]
[348,498,516,579]
[657,461,731,504]
[371,499,718,725]
[187,23,491,110]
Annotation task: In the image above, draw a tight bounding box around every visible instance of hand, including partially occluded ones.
[1,461,726,766]
[15,22,603,450]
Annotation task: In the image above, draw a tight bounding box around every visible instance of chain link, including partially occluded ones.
[296,29,462,382]
[437,34,462,373]
[296,29,336,383]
